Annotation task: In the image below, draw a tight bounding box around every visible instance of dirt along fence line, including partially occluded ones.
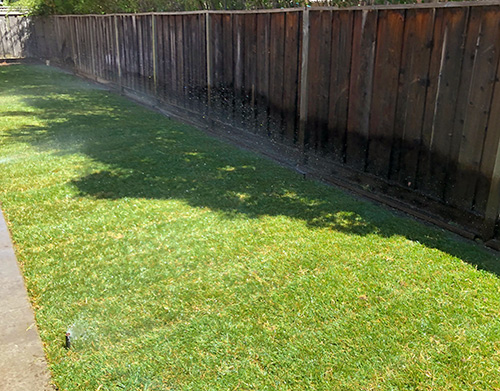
[3,2,500,248]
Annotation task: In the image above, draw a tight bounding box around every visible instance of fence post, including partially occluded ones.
[298,8,310,155]
[114,15,122,91]
[205,11,212,107]
[484,141,500,240]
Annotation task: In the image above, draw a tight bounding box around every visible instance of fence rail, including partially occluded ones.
[3,3,500,246]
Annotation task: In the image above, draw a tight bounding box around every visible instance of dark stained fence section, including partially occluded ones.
[151,14,207,109]
[10,4,500,244]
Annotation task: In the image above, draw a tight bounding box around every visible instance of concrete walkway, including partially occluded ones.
[0,208,52,391]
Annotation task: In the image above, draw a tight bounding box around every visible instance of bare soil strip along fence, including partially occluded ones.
[2,2,500,249]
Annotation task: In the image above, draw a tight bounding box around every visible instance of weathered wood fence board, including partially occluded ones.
[4,3,500,244]
[392,8,434,188]
[346,9,378,172]
[0,15,29,58]
[328,10,353,163]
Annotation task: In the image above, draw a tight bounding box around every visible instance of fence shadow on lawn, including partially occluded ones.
[5,66,499,277]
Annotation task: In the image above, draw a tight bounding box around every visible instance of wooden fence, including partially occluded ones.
[0,12,31,58]
[5,3,500,246]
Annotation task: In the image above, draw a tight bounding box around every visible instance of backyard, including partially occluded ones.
[1,63,500,390]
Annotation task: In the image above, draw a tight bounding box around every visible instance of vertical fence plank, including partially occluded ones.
[222,13,234,122]
[93,16,99,77]
[101,17,108,79]
[152,14,158,94]
[84,17,90,74]
[77,17,84,72]
[74,17,82,71]
[346,9,378,171]
[125,16,132,89]
[189,14,197,109]
[105,16,111,79]
[206,13,212,107]
[107,16,114,80]
[418,7,468,200]
[137,16,145,90]
[192,14,201,109]
[119,16,127,88]
[101,17,107,79]
[243,13,257,130]
[199,13,208,110]
[269,12,285,140]
[95,17,102,79]
[256,12,271,136]
[316,11,334,152]
[366,9,405,178]
[13,16,22,57]
[174,15,185,106]
[233,13,245,126]
[194,14,202,108]
[53,17,61,61]
[147,15,154,93]
[130,15,137,89]
[91,17,97,78]
[328,10,354,163]
[169,15,177,102]
[166,15,176,103]
[104,16,111,80]
[143,15,152,91]
[110,17,117,82]
[182,14,193,109]
[392,8,434,188]
[132,15,140,91]
[155,15,165,99]
[114,15,122,89]
[96,16,102,78]
[417,8,444,196]
[0,17,7,58]
[3,16,11,58]
[97,17,104,79]
[210,13,222,113]
[194,13,205,110]
[68,17,77,67]
[429,7,468,202]
[282,11,301,144]
[443,8,482,208]
[306,10,332,152]
[298,9,310,151]
[189,14,197,108]
[123,16,132,89]
[163,15,175,103]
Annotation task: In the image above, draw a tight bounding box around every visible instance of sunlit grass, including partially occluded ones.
[1,64,500,390]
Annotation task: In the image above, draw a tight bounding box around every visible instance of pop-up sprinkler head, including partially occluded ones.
[65,331,71,349]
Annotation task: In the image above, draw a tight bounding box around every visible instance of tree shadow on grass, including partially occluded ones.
[3,65,499,276]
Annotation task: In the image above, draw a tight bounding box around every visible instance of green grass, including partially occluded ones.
[1,63,500,391]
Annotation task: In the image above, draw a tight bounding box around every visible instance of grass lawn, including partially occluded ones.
[1,63,500,391]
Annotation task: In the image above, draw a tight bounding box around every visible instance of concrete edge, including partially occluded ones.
[0,207,53,391]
